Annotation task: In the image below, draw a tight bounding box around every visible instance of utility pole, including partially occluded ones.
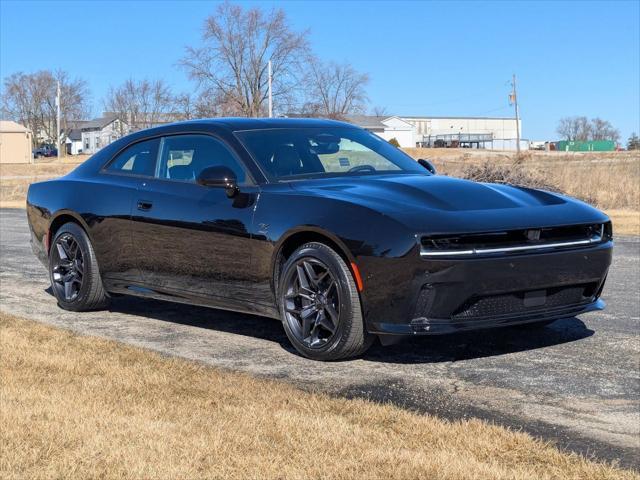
[56,80,61,159]
[510,74,521,154]
[268,60,273,118]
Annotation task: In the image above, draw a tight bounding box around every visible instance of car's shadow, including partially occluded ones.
[45,288,595,364]
[362,317,594,364]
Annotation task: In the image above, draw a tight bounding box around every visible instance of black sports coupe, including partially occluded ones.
[26,118,613,360]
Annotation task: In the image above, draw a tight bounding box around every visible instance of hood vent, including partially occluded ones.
[421,222,610,258]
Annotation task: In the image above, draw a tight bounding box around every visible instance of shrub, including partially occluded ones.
[461,162,558,192]
[388,137,400,147]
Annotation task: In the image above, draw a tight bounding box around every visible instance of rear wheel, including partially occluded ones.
[49,222,109,311]
[279,242,372,361]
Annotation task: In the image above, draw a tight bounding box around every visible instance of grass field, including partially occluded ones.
[1,311,636,480]
[1,150,638,234]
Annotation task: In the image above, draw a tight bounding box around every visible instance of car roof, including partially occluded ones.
[163,117,357,131]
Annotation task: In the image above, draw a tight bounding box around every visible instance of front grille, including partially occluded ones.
[421,222,611,257]
[452,283,597,320]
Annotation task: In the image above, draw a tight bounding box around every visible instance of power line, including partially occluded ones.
[509,74,521,153]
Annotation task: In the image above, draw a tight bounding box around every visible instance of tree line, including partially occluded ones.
[556,117,639,149]
[556,116,620,143]
[1,2,373,146]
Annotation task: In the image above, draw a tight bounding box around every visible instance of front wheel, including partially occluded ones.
[49,222,110,311]
[279,242,373,361]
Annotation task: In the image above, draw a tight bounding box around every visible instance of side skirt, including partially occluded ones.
[104,279,281,320]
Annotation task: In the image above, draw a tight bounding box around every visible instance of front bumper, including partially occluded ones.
[364,241,612,336]
[375,298,605,335]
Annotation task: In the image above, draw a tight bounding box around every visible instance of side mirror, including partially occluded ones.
[197,166,239,198]
[418,158,437,175]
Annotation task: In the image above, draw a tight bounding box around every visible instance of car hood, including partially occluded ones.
[289,174,609,234]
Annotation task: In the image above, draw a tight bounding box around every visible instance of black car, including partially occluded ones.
[26,118,613,360]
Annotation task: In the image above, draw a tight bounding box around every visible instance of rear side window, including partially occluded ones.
[105,138,159,177]
[157,134,246,184]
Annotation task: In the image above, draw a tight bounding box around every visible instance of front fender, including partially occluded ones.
[252,189,419,317]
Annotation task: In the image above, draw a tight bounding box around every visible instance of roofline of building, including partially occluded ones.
[400,115,518,121]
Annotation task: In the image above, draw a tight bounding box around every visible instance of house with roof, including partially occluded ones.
[343,115,416,148]
[79,115,128,154]
[65,129,83,155]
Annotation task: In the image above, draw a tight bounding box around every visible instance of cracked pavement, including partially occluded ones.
[0,208,638,468]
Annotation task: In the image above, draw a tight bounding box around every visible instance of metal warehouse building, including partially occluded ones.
[401,116,524,150]
[345,115,525,150]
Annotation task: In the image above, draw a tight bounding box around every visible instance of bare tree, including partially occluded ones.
[180,2,309,117]
[172,89,233,121]
[173,93,195,121]
[590,117,620,142]
[2,70,90,147]
[557,116,621,142]
[105,78,174,131]
[574,117,591,141]
[371,106,388,117]
[556,116,591,141]
[303,58,369,119]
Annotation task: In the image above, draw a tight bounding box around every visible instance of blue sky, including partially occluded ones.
[1,0,638,141]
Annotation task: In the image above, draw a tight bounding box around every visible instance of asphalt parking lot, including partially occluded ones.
[1,208,638,468]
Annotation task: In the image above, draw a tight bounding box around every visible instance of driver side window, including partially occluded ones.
[313,137,401,173]
[157,135,246,184]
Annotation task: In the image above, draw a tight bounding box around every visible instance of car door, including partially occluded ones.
[131,133,259,309]
[95,137,160,290]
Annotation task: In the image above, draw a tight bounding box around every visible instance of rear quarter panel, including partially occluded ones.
[26,174,140,281]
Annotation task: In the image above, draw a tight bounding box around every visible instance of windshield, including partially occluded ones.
[235,127,426,180]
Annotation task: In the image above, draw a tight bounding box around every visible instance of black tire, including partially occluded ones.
[49,222,110,311]
[278,242,373,361]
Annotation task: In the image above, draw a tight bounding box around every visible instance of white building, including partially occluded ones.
[346,115,526,150]
[65,129,83,155]
[344,115,415,147]
[80,115,128,154]
[401,116,525,150]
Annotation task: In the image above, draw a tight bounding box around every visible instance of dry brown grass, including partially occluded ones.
[0,312,636,480]
[0,160,81,209]
[606,210,640,236]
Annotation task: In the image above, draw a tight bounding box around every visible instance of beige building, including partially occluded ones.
[0,121,33,164]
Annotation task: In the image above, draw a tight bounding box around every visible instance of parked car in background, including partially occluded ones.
[26,118,613,360]
[32,145,58,158]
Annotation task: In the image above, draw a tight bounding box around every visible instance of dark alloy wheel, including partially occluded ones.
[51,233,84,302]
[279,242,373,361]
[49,222,110,311]
[283,258,341,349]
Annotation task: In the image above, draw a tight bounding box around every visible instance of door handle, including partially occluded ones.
[137,200,153,211]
